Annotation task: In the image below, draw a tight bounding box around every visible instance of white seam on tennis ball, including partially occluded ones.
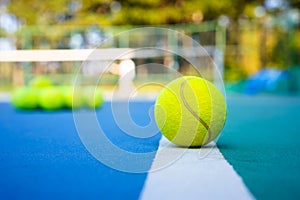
[180,77,212,144]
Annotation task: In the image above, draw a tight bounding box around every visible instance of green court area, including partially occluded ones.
[218,95,300,200]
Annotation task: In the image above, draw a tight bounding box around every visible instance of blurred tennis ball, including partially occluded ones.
[29,76,52,88]
[83,87,104,109]
[38,87,64,110]
[60,86,83,109]
[154,76,227,147]
[11,87,38,109]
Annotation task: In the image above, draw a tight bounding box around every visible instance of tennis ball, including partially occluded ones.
[154,76,227,147]
[11,87,38,109]
[38,87,64,110]
[60,86,83,109]
[29,76,52,88]
[83,87,104,109]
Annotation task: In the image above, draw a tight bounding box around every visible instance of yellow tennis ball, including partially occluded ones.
[38,87,64,110]
[11,87,38,110]
[59,86,83,109]
[29,76,52,88]
[83,87,104,109]
[154,76,227,147]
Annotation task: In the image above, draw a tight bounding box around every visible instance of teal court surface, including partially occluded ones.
[0,94,300,199]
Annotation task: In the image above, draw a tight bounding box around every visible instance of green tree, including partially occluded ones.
[7,0,263,26]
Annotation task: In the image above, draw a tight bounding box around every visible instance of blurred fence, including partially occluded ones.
[0,22,225,91]
[225,20,300,80]
[224,19,300,94]
[1,19,299,94]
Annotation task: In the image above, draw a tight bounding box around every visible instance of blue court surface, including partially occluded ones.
[0,95,300,200]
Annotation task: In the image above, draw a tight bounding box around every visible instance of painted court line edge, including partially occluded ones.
[139,136,255,200]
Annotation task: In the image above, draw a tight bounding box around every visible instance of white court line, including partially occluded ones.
[140,136,254,200]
